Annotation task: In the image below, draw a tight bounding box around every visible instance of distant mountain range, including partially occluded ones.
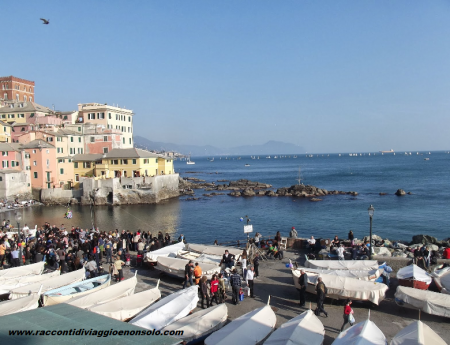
[134,136,305,156]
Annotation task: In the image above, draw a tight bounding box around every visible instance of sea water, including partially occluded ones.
[6,151,449,243]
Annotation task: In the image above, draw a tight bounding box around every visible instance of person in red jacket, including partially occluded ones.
[341,299,353,332]
[443,247,450,259]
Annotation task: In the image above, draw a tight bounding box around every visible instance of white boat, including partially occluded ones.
[291,263,382,281]
[156,256,221,279]
[130,285,199,330]
[88,280,161,321]
[9,268,85,300]
[397,264,432,290]
[304,257,381,271]
[245,164,250,167]
[66,274,137,309]
[431,266,450,294]
[0,262,45,281]
[42,274,111,306]
[0,286,42,317]
[332,318,387,345]
[176,250,222,265]
[187,243,242,257]
[291,270,388,305]
[264,309,324,345]
[144,242,186,263]
[187,155,195,165]
[204,297,276,345]
[394,286,450,318]
[0,270,60,295]
[161,303,228,344]
[390,320,447,345]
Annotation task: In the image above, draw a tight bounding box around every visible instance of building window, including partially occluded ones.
[32,150,36,154]
[58,159,64,163]
[70,137,73,142]
[98,112,105,119]
[34,172,38,178]
[116,114,119,120]
[123,138,125,144]
[33,161,37,166]
[24,95,27,101]
[103,136,107,142]
[78,137,81,143]
[2,161,8,168]
[2,152,6,156]
[103,147,108,153]
[11,161,15,167]
[83,162,91,168]
[78,127,81,132]
[57,137,61,142]
[60,168,64,174]
[108,113,111,119]
[88,113,95,120]
[75,174,79,182]
[74,162,78,168]
[46,159,50,166]
[132,159,136,165]
[46,149,50,154]
[128,116,131,122]
[78,148,83,154]
[129,138,131,145]
[123,159,128,165]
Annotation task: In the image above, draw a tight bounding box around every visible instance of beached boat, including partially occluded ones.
[0,262,45,281]
[291,263,382,281]
[291,269,388,305]
[397,265,431,290]
[390,320,447,345]
[130,285,199,330]
[431,265,450,294]
[332,318,387,345]
[88,280,161,321]
[0,270,60,295]
[0,287,42,317]
[204,297,276,345]
[176,250,222,265]
[304,257,381,271]
[186,243,242,257]
[144,242,186,263]
[42,274,111,306]
[66,274,137,309]
[264,309,324,345]
[161,303,228,344]
[156,256,221,279]
[395,286,450,318]
[9,268,85,300]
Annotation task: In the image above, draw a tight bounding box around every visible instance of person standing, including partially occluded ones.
[221,250,235,269]
[0,240,6,268]
[290,227,298,238]
[218,273,227,302]
[200,276,210,309]
[230,269,242,305]
[340,299,353,332]
[239,250,248,278]
[113,255,125,282]
[210,274,220,305]
[337,244,345,261]
[183,260,194,289]
[11,246,20,267]
[56,246,66,272]
[298,269,308,307]
[193,262,202,285]
[253,253,260,278]
[246,265,255,298]
[348,231,354,246]
[105,239,113,264]
[315,277,328,317]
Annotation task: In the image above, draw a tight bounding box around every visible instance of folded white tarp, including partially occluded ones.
[0,289,41,317]
[0,262,45,281]
[397,265,432,284]
[187,243,242,257]
[130,285,199,330]
[431,267,450,295]
[161,303,228,344]
[390,320,447,345]
[332,319,387,345]
[292,270,388,305]
[264,309,324,345]
[205,302,276,345]
[297,266,382,281]
[66,275,137,309]
[156,256,220,279]
[395,286,450,318]
[88,280,161,321]
[9,268,85,300]
[305,259,380,271]
[145,242,186,262]
[0,270,60,294]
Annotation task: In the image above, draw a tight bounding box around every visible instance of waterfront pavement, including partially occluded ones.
[114,249,450,344]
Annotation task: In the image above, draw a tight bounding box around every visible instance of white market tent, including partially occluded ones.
[390,320,447,345]
[332,318,387,345]
[264,309,324,345]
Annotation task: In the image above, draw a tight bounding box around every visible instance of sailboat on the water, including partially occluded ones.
[186,154,195,165]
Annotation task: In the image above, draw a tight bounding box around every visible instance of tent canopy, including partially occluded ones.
[397,265,432,284]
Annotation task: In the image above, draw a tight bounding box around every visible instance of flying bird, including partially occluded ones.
[40,18,49,24]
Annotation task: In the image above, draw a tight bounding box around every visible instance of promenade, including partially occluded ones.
[118,248,450,344]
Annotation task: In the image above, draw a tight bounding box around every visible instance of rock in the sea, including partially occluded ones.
[379,192,387,195]
[310,198,322,202]
[395,189,406,196]
[242,188,256,197]
[363,234,383,243]
[412,234,438,245]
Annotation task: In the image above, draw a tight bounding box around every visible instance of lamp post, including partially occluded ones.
[368,205,375,259]
[15,211,22,266]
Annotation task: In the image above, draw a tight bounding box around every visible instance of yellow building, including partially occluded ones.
[0,121,12,143]
[72,153,104,188]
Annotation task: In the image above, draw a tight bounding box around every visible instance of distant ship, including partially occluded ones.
[379,149,394,153]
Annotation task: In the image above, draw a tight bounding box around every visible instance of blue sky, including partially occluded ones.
[2,1,450,152]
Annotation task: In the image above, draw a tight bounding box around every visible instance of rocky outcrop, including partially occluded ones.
[395,189,406,196]
[411,234,438,245]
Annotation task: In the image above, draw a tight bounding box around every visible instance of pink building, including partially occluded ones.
[0,143,23,170]
[21,140,57,189]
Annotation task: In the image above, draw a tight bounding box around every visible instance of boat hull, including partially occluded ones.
[398,278,430,290]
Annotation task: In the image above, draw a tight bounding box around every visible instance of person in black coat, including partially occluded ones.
[315,277,328,317]
[298,269,308,307]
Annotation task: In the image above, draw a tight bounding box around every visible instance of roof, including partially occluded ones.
[0,169,24,174]
[105,148,160,159]
[57,128,82,136]
[0,143,21,152]
[0,102,52,114]
[20,140,55,149]
[72,154,104,162]
[0,303,179,345]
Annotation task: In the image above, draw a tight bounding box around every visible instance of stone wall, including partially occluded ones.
[0,171,32,201]
[40,188,83,205]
